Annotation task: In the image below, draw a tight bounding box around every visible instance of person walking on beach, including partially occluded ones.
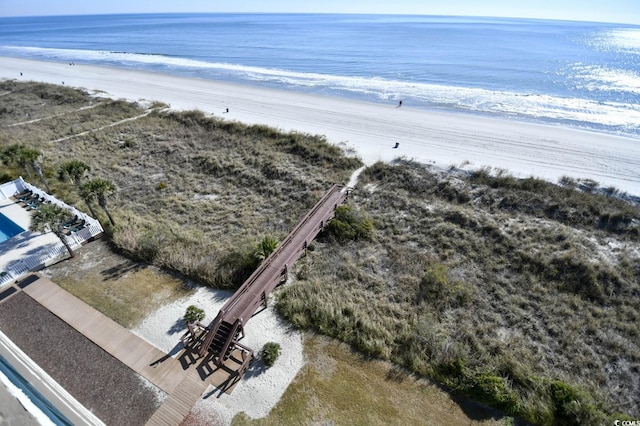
[398,99,403,107]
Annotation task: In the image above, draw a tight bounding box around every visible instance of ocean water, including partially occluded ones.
[0,13,639,137]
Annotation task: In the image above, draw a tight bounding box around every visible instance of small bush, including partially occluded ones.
[325,205,374,242]
[548,380,605,425]
[183,305,205,324]
[418,263,474,309]
[469,373,518,410]
[559,175,577,189]
[261,342,281,367]
[156,181,167,190]
[255,235,279,261]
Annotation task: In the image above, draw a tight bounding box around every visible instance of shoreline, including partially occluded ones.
[1,56,639,195]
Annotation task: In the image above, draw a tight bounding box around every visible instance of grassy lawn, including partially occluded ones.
[233,335,505,426]
[43,240,192,328]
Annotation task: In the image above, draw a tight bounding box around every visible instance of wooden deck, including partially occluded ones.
[12,274,242,425]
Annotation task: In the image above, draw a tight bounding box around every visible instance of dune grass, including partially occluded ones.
[1,80,361,291]
[276,160,640,424]
[3,80,639,424]
[232,335,505,426]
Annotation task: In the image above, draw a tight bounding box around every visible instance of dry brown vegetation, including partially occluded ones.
[277,160,640,424]
[232,335,503,426]
[0,80,361,290]
[2,80,639,425]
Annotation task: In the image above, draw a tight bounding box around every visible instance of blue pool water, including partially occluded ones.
[0,212,25,243]
[0,354,73,425]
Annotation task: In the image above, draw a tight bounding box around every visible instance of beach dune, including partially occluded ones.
[2,56,640,195]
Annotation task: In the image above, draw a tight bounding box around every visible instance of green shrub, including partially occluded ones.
[418,263,474,309]
[325,205,374,242]
[261,342,281,367]
[548,380,605,425]
[469,373,518,410]
[255,235,279,261]
[183,305,205,324]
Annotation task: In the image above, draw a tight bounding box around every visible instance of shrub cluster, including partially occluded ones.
[261,342,281,367]
[324,205,374,242]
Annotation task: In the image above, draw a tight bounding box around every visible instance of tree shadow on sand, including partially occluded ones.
[168,317,186,335]
[242,356,269,380]
[100,261,144,281]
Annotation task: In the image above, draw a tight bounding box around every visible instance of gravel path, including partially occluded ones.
[0,292,166,426]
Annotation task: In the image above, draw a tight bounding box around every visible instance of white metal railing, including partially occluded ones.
[0,178,105,287]
[1,242,69,287]
[0,180,22,200]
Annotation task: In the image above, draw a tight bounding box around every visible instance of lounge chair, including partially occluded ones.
[63,215,79,229]
[15,189,32,200]
[69,219,86,233]
[26,197,45,209]
[20,193,39,205]
[29,200,50,211]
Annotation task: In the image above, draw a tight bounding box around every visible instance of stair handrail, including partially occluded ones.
[218,184,344,316]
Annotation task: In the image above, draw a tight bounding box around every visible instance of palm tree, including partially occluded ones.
[183,305,206,325]
[81,178,116,226]
[1,144,50,191]
[22,146,51,192]
[1,144,34,181]
[255,235,279,262]
[57,160,91,187]
[30,204,76,258]
[57,160,96,217]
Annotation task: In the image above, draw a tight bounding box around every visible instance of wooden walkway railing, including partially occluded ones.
[196,184,349,371]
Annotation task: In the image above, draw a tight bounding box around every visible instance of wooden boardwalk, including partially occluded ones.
[199,184,348,366]
[12,274,241,425]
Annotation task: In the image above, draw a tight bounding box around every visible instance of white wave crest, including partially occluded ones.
[3,45,639,135]
[571,64,640,95]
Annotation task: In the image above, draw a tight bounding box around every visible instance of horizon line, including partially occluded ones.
[1,12,638,27]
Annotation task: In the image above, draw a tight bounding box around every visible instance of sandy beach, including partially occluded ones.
[2,54,640,424]
[2,56,639,196]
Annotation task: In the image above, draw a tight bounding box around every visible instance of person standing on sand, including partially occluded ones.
[398,100,403,107]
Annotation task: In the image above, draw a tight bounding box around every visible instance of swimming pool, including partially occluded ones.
[0,212,25,243]
[0,353,73,425]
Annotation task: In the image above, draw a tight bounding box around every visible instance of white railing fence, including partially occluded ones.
[0,178,105,287]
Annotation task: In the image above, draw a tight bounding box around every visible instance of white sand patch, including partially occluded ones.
[2,56,639,195]
[347,165,366,189]
[131,285,304,425]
